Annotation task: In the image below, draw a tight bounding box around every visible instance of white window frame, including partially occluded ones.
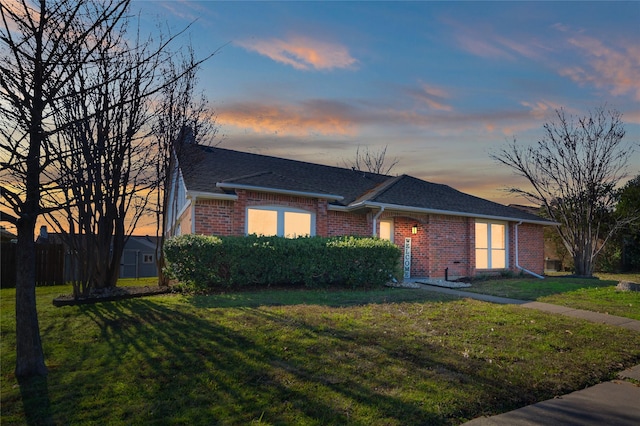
[475,220,508,270]
[142,253,154,264]
[379,219,394,243]
[246,206,315,238]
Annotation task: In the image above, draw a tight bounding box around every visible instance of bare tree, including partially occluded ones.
[43,12,214,297]
[0,0,131,379]
[150,46,218,286]
[492,107,635,277]
[44,15,160,296]
[342,144,398,175]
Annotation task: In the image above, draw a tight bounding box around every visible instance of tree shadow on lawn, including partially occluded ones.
[39,297,535,425]
[17,375,54,426]
[185,287,458,309]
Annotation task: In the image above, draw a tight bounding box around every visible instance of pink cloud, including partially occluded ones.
[560,36,640,101]
[217,100,357,136]
[520,100,565,119]
[414,83,453,112]
[622,109,640,125]
[236,36,357,71]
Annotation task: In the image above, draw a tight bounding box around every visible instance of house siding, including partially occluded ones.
[165,165,188,234]
[175,203,193,236]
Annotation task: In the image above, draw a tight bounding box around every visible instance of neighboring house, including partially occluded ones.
[166,143,555,280]
[118,235,160,279]
[0,226,16,242]
[47,231,159,281]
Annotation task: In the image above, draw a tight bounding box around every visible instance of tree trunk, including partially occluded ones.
[157,251,169,287]
[14,219,47,378]
[15,55,47,377]
[573,251,593,277]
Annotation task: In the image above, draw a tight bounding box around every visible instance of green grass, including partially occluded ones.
[463,273,640,320]
[2,282,640,425]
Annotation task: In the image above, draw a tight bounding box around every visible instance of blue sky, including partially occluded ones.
[134,1,640,205]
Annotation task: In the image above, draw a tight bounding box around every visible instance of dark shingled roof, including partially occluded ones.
[178,144,552,224]
[179,144,389,204]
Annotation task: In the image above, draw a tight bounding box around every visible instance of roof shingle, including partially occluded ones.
[178,144,552,224]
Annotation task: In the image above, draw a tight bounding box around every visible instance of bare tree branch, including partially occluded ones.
[0,0,134,380]
[341,144,399,175]
[492,107,634,276]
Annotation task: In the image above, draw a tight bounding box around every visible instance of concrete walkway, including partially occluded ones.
[414,283,640,426]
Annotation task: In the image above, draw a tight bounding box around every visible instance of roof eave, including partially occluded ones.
[343,201,557,225]
[216,182,344,201]
[186,190,238,201]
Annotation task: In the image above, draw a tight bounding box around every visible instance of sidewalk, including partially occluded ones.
[414,283,640,426]
[463,366,640,426]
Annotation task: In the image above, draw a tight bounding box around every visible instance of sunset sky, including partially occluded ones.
[132,0,639,210]
[4,1,640,237]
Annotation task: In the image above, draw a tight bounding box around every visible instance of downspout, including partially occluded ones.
[372,206,385,237]
[515,221,544,279]
[190,195,196,234]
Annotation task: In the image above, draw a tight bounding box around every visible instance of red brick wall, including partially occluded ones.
[425,215,473,280]
[512,223,544,275]
[194,199,235,235]
[187,191,546,279]
[193,191,338,236]
[326,210,370,237]
[383,215,429,278]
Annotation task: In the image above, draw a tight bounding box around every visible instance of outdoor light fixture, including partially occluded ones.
[411,224,418,234]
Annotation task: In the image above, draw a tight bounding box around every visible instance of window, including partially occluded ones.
[248,209,278,236]
[247,207,314,238]
[475,221,506,269]
[380,219,394,242]
[143,254,154,264]
[284,211,312,238]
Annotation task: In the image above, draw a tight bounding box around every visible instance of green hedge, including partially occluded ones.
[164,234,402,290]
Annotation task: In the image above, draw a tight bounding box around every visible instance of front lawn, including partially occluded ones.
[463,273,640,320]
[2,283,639,425]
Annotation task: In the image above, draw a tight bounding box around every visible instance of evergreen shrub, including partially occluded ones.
[164,234,401,290]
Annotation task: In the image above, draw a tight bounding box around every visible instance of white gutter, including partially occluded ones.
[216,182,344,201]
[186,190,238,201]
[371,206,385,237]
[335,201,556,226]
[514,221,544,279]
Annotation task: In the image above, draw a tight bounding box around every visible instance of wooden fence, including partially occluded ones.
[1,243,65,287]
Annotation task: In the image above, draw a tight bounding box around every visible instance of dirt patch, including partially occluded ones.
[53,285,172,307]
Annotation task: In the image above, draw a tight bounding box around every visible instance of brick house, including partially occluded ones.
[166,143,554,281]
